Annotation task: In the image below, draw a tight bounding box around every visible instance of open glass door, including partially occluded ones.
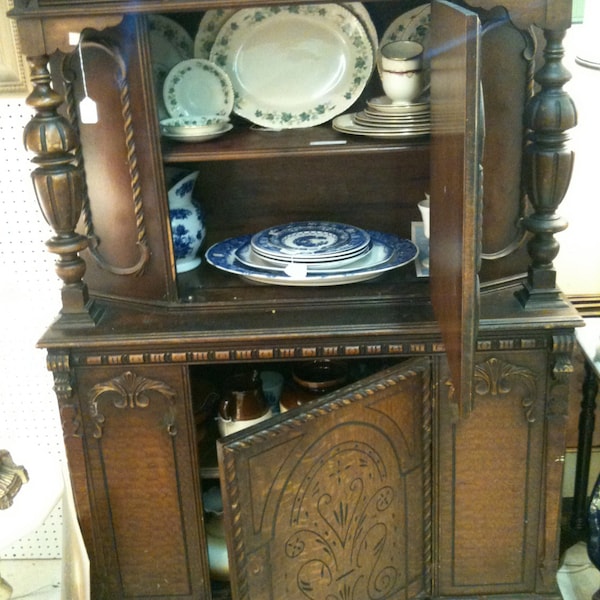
[429,0,483,418]
[217,359,431,600]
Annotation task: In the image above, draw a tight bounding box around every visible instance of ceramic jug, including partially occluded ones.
[217,370,272,436]
[167,171,206,273]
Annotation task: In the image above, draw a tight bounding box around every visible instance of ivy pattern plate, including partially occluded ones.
[209,4,373,128]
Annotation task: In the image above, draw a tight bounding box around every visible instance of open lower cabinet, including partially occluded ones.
[9,0,582,597]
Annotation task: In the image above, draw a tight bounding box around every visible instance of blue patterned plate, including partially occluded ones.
[250,221,371,262]
[206,230,418,286]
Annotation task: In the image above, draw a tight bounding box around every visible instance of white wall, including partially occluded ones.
[0,98,64,559]
[555,23,600,296]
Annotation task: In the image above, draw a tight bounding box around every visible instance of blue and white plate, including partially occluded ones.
[251,221,371,262]
[206,230,418,286]
[238,243,373,272]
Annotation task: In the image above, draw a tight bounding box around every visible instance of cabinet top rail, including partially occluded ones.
[9,0,572,30]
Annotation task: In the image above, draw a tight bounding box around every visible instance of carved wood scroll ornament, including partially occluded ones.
[473,357,537,422]
[88,371,177,438]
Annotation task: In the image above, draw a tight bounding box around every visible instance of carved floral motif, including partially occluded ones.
[473,357,537,422]
[283,441,403,600]
[88,371,177,438]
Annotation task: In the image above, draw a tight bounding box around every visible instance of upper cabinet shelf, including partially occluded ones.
[161,124,429,162]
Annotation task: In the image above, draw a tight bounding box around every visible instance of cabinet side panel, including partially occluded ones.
[54,17,175,302]
[438,351,545,595]
[77,366,207,598]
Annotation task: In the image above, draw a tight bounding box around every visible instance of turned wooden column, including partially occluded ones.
[23,54,101,327]
[517,28,577,308]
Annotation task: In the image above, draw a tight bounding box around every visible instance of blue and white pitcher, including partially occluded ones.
[167,171,206,273]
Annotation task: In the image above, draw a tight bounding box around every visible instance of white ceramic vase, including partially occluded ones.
[168,171,206,273]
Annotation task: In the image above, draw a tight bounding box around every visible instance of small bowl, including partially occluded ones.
[160,115,230,136]
[292,360,348,394]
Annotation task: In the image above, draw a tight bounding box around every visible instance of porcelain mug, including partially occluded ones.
[377,40,424,104]
[217,370,272,436]
[418,193,430,239]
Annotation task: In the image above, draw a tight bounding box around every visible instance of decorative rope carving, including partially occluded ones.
[63,34,150,277]
[421,362,433,595]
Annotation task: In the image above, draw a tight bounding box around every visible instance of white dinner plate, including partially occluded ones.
[148,15,194,120]
[194,9,236,59]
[206,231,418,286]
[163,58,234,118]
[354,111,431,125]
[209,4,373,129]
[380,3,431,52]
[333,113,430,138]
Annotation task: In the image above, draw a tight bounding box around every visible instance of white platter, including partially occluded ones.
[163,58,234,118]
[333,113,430,138]
[206,231,418,286]
[162,123,233,143]
[148,15,194,120]
[209,4,373,129]
[196,3,378,59]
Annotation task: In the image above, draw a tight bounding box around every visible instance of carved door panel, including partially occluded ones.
[218,359,431,600]
[73,365,208,599]
[430,0,482,417]
[436,350,549,596]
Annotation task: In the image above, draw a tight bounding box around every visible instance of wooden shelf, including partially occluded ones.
[161,121,430,163]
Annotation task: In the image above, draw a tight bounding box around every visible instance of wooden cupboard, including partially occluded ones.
[9,0,582,597]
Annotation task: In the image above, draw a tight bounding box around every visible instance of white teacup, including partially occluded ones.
[378,40,424,104]
[418,194,430,239]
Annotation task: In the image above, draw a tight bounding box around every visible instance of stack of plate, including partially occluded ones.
[332,96,430,139]
[161,58,235,143]
[205,221,418,286]
[160,115,233,143]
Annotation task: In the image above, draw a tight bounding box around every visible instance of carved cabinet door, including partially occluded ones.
[430,0,482,417]
[217,359,431,600]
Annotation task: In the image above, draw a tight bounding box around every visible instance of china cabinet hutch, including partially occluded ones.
[9,0,582,598]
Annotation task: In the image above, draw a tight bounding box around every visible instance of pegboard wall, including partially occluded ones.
[0,98,65,559]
